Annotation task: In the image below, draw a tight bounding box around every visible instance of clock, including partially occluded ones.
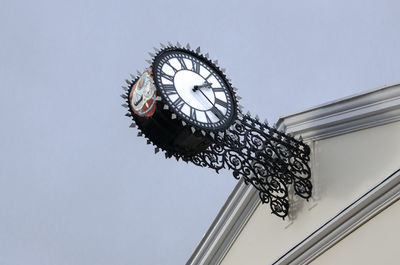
[121,42,312,219]
[152,48,236,132]
[122,43,238,158]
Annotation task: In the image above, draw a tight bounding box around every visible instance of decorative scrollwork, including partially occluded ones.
[186,114,312,219]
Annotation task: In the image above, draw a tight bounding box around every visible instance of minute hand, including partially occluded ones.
[196,89,224,120]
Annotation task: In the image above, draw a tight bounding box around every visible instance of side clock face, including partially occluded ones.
[152,50,236,131]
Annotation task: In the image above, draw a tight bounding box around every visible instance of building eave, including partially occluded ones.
[276,83,400,141]
[187,83,400,265]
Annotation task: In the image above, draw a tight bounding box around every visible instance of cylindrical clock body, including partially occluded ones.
[132,101,213,157]
[125,46,237,157]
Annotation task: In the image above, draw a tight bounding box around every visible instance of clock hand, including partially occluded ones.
[192,82,213,92]
[196,88,224,120]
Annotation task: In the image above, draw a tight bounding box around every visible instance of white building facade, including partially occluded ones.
[187,84,400,265]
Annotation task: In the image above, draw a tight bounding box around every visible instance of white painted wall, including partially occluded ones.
[310,199,400,265]
[220,121,400,265]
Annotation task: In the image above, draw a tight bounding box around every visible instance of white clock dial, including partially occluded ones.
[153,49,236,131]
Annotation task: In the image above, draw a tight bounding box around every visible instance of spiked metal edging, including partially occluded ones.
[122,42,248,158]
[121,69,190,157]
[147,42,242,134]
[121,73,163,155]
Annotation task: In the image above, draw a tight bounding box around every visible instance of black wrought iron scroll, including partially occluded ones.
[187,114,312,219]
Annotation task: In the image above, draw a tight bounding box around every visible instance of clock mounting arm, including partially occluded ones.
[183,112,312,219]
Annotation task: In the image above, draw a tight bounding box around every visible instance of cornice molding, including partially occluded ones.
[277,83,400,141]
[186,84,400,265]
[273,169,400,265]
[186,179,258,265]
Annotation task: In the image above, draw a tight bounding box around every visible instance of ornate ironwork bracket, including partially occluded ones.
[186,113,312,219]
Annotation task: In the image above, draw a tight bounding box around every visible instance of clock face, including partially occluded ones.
[152,49,236,131]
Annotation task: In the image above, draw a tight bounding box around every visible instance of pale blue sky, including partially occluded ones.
[1,1,399,264]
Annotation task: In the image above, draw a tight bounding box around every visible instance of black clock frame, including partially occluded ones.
[121,42,312,219]
[152,48,237,132]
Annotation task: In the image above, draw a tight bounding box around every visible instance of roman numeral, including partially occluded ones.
[215,98,228,108]
[173,97,185,109]
[205,111,212,123]
[165,61,178,73]
[163,84,177,95]
[177,58,187,70]
[190,107,197,120]
[192,60,200,73]
[210,106,223,120]
[162,73,174,82]
[213,87,225,92]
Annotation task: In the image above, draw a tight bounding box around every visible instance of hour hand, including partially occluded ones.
[193,82,213,91]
